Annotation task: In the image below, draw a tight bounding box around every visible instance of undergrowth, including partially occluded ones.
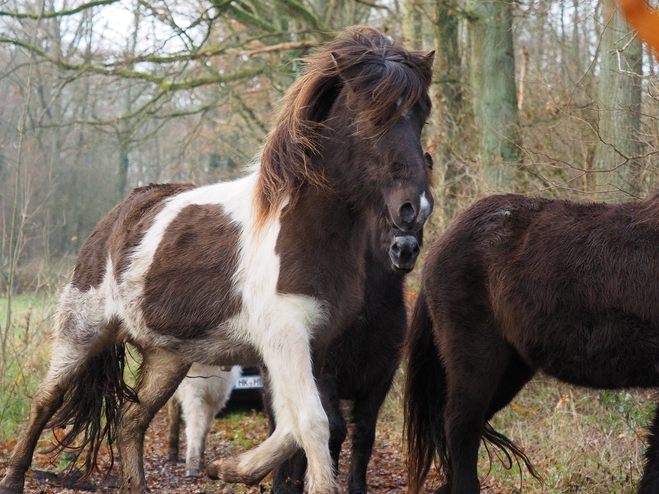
[379,370,656,493]
[0,291,56,443]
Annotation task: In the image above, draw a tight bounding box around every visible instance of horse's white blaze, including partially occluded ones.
[419,191,431,219]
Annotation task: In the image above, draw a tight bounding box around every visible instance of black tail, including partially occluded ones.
[404,289,450,494]
[483,424,541,482]
[48,343,138,481]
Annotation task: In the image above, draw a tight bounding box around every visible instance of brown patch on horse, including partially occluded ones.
[275,186,368,343]
[142,204,243,340]
[72,183,195,291]
[112,183,196,280]
[255,26,434,230]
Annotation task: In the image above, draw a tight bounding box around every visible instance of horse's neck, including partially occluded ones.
[275,183,370,316]
[283,183,370,252]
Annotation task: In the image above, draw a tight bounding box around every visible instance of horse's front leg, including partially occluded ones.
[347,383,390,494]
[207,318,337,494]
[638,402,659,493]
[117,348,189,494]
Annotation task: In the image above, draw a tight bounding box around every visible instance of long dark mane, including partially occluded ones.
[255,26,434,227]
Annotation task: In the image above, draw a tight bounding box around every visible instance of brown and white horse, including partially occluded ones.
[0,26,433,494]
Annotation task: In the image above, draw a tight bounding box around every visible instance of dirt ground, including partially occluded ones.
[0,404,443,494]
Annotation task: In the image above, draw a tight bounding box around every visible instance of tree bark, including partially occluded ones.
[466,0,519,189]
[402,0,423,49]
[433,0,463,218]
[594,0,643,199]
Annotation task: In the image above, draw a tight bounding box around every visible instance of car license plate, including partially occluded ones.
[234,376,262,390]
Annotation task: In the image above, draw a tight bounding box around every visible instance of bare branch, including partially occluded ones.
[0,0,120,19]
[235,40,315,57]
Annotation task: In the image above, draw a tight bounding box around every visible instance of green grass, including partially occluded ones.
[0,292,56,443]
[477,378,653,493]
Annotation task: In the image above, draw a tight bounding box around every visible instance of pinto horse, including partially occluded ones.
[0,26,433,494]
[405,193,659,494]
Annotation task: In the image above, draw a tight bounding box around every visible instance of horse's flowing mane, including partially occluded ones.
[255,26,434,227]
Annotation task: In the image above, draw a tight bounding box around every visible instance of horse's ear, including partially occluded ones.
[424,152,434,170]
[424,50,436,67]
[330,52,341,71]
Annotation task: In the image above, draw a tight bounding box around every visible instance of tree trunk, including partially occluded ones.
[467,0,519,189]
[402,0,423,49]
[594,0,643,199]
[433,0,463,219]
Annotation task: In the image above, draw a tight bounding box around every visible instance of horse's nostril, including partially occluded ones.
[391,244,401,256]
[399,203,416,224]
[413,244,420,255]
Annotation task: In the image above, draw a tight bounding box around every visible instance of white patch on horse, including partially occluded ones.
[419,191,431,219]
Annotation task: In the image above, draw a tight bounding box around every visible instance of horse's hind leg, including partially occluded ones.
[0,344,80,493]
[638,402,659,493]
[179,387,217,477]
[166,398,181,462]
[0,290,115,494]
[441,331,522,494]
[116,347,189,494]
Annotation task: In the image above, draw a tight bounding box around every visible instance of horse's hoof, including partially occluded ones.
[206,457,268,485]
[307,480,340,494]
[185,469,200,478]
[0,487,22,494]
[168,453,178,463]
[206,459,221,480]
[118,478,151,494]
[0,477,24,494]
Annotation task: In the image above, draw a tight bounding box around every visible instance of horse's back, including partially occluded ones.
[426,193,659,389]
[71,183,195,292]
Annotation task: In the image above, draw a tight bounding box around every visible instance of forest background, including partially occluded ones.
[0,0,658,491]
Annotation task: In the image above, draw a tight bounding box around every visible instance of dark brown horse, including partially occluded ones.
[405,193,659,494]
[0,27,433,494]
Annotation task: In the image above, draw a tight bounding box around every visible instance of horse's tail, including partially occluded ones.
[482,424,541,482]
[403,293,541,491]
[48,343,138,481]
[404,289,450,494]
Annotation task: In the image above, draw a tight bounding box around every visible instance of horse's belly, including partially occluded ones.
[522,319,659,389]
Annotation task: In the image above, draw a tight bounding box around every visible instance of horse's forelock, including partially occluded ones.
[331,34,433,133]
[255,26,432,228]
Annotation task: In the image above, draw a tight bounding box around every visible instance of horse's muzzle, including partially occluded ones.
[390,234,421,272]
